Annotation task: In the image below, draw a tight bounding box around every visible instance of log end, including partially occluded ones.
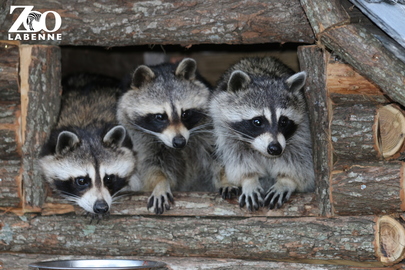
[374,215,405,265]
[376,105,405,159]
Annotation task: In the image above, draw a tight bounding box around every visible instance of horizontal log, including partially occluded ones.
[331,160,403,216]
[1,0,315,46]
[0,129,20,160]
[331,103,380,161]
[0,102,19,126]
[0,213,377,262]
[0,42,20,102]
[0,253,392,270]
[0,160,21,208]
[44,192,319,217]
[326,57,389,105]
[19,45,62,210]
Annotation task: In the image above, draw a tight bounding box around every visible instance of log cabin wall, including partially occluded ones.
[1,0,405,269]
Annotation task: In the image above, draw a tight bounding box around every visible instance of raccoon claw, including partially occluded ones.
[264,189,292,210]
[238,188,264,212]
[147,192,174,215]
[219,186,241,200]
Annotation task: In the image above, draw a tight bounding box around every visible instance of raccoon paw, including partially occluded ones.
[264,184,295,210]
[147,192,174,215]
[238,185,264,212]
[219,186,241,200]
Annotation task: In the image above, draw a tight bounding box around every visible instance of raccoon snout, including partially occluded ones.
[267,142,283,156]
[93,199,109,214]
[172,135,187,149]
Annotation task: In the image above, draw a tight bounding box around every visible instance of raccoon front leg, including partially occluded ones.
[145,171,174,215]
[238,176,264,211]
[264,176,297,209]
[218,168,241,199]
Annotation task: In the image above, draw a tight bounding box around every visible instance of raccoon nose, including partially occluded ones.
[172,136,187,149]
[267,142,283,156]
[93,200,109,214]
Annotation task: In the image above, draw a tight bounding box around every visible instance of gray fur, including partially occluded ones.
[117,58,220,214]
[38,74,136,217]
[210,57,315,211]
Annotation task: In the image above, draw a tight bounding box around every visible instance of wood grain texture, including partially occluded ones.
[326,57,389,105]
[0,0,315,46]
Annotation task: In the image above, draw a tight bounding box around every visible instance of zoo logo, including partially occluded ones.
[9,6,62,33]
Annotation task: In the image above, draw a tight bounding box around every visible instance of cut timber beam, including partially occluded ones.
[375,215,405,266]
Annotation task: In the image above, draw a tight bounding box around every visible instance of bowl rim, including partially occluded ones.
[28,259,166,269]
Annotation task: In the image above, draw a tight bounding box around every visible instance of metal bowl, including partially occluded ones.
[28,259,166,270]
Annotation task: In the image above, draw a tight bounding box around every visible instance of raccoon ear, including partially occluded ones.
[286,71,307,93]
[103,125,127,148]
[132,65,155,89]
[175,58,197,80]
[56,131,80,155]
[227,70,251,92]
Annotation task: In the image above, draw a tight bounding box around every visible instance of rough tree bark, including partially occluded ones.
[19,45,62,211]
[0,41,21,208]
[298,45,333,217]
[331,161,404,215]
[0,0,315,46]
[0,213,377,262]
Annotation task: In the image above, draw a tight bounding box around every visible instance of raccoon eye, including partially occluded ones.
[181,110,192,120]
[104,174,117,184]
[75,176,90,187]
[279,116,290,128]
[154,113,167,122]
[252,118,263,127]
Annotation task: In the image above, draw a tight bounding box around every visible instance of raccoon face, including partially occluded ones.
[214,70,307,157]
[39,125,136,215]
[230,108,298,157]
[118,58,210,149]
[135,105,206,149]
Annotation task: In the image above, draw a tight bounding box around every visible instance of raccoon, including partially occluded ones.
[210,57,315,211]
[39,74,136,218]
[117,58,219,214]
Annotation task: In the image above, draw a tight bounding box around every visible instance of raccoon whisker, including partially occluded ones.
[59,192,81,203]
[224,126,255,142]
[128,121,160,137]
[189,124,214,134]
